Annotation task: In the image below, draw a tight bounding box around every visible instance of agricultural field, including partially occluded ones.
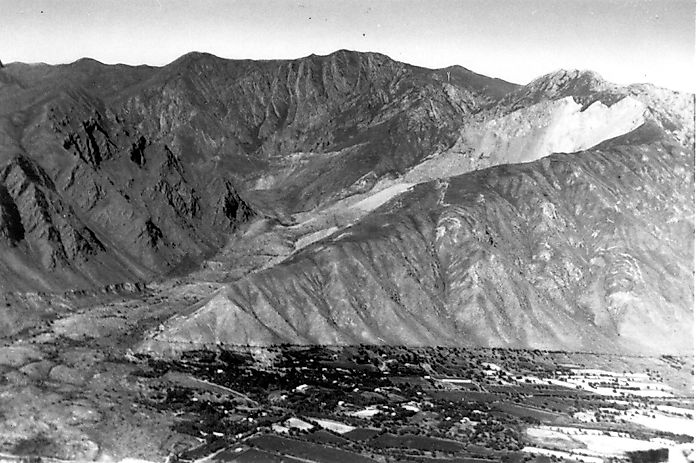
[129,346,694,463]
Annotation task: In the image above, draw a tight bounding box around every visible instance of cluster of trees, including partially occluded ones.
[472,419,523,451]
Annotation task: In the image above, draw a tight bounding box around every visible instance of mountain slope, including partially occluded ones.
[116,50,518,210]
[0,50,519,291]
[0,51,693,355]
[405,68,693,184]
[143,120,693,355]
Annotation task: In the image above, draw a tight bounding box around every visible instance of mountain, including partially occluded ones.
[143,119,693,356]
[138,63,694,356]
[0,50,517,292]
[0,50,694,354]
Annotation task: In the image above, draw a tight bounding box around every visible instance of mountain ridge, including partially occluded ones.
[142,119,693,355]
[0,50,694,355]
[0,49,523,292]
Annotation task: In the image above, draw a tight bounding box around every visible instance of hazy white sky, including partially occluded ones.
[0,0,695,91]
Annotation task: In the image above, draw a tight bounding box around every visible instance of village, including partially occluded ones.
[133,346,694,463]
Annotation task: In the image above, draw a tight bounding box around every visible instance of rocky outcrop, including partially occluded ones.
[0,155,104,269]
[0,183,24,243]
[0,71,256,290]
[404,69,693,187]
[497,69,623,113]
[405,95,648,182]
[0,154,151,292]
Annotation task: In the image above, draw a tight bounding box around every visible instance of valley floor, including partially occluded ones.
[0,299,694,463]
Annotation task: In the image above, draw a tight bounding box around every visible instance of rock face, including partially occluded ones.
[405,70,693,184]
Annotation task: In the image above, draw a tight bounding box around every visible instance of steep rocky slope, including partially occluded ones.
[144,119,693,355]
[0,50,517,291]
[109,50,516,212]
[405,69,693,184]
[0,154,138,291]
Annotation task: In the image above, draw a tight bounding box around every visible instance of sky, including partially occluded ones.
[0,0,695,91]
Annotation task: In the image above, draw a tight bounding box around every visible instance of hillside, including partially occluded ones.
[0,50,694,354]
[143,119,693,355]
[0,50,518,291]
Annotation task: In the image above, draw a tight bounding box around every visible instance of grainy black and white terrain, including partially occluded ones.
[0,50,694,462]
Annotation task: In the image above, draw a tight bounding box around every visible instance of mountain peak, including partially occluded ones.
[68,57,107,68]
[529,68,609,90]
[495,68,620,110]
[315,49,391,59]
[167,51,224,68]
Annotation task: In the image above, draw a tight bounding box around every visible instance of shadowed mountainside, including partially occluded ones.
[0,50,517,291]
